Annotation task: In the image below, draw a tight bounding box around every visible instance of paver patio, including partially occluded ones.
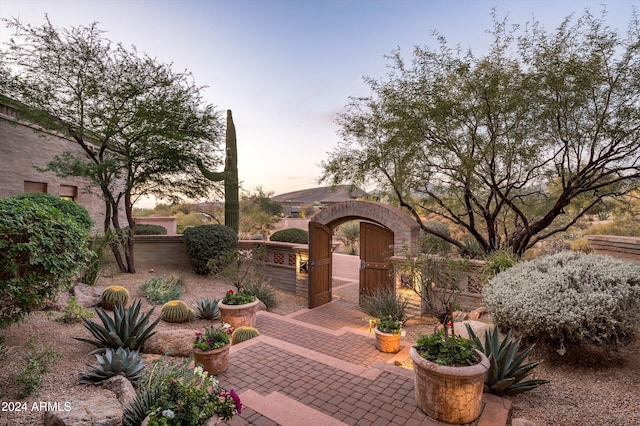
[216,300,510,426]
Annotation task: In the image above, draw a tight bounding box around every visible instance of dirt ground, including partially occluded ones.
[0,265,639,425]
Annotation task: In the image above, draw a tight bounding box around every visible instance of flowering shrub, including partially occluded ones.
[483,251,640,348]
[221,289,256,305]
[147,365,242,424]
[193,324,232,351]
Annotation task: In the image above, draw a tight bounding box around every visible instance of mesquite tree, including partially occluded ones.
[197,110,240,233]
[322,10,640,256]
[1,17,223,272]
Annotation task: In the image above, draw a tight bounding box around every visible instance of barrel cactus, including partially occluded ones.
[161,300,194,323]
[231,326,260,345]
[101,286,130,310]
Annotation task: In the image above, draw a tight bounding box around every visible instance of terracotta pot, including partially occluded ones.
[374,327,401,353]
[218,299,260,329]
[193,344,230,376]
[410,347,489,424]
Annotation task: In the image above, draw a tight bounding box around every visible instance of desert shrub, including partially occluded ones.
[421,220,451,254]
[269,228,308,244]
[484,251,640,349]
[0,196,91,328]
[360,287,410,323]
[56,297,94,323]
[482,249,519,279]
[15,192,93,231]
[139,275,184,304]
[133,224,167,235]
[569,238,593,253]
[183,224,238,275]
[458,235,485,259]
[585,216,640,237]
[15,337,61,398]
[243,281,277,310]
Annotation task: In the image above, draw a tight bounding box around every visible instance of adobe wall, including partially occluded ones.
[585,235,640,265]
[0,102,123,232]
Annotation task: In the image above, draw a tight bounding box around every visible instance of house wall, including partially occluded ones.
[0,100,123,233]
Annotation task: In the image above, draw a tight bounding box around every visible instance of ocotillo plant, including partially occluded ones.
[197,109,239,233]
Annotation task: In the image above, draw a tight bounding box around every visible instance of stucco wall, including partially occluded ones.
[0,101,125,232]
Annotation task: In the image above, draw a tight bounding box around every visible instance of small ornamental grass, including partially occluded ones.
[483,251,640,350]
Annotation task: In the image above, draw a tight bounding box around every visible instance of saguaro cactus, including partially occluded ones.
[197,109,239,233]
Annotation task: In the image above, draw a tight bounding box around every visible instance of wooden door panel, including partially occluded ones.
[308,222,332,308]
[359,222,394,303]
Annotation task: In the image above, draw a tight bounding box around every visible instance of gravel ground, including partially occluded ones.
[0,265,638,425]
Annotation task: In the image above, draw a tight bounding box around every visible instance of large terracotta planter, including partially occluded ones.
[410,348,489,424]
[193,344,230,376]
[374,327,401,353]
[218,299,260,329]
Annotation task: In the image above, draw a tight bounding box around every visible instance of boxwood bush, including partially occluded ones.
[0,196,91,327]
[182,224,238,275]
[483,251,640,348]
[269,228,308,244]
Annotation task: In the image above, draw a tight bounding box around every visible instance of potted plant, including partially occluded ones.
[192,323,233,376]
[374,316,403,353]
[402,253,489,424]
[144,362,242,425]
[218,289,259,329]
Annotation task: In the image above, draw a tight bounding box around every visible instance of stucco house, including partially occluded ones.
[271,185,371,217]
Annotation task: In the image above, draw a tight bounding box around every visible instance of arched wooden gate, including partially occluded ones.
[307,201,421,309]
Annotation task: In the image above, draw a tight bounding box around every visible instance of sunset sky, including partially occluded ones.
[1,0,636,206]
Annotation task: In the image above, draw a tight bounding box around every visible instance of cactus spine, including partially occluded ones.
[101,286,130,310]
[231,326,260,345]
[161,300,192,323]
[196,109,239,233]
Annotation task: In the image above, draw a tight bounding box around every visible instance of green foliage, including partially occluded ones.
[231,326,260,345]
[15,192,93,231]
[193,299,220,320]
[414,331,478,366]
[465,324,549,396]
[243,281,277,310]
[221,290,256,306]
[2,17,224,273]
[483,251,640,348]
[360,287,410,323]
[238,187,283,238]
[321,10,640,257]
[56,297,94,323]
[0,196,91,328]
[269,228,308,244]
[421,221,451,254]
[80,347,144,384]
[15,337,61,398]
[336,222,360,254]
[101,285,130,310]
[133,224,167,235]
[123,385,162,426]
[82,233,113,286]
[74,300,161,353]
[482,249,519,279]
[193,325,232,351]
[140,275,184,304]
[375,316,402,335]
[161,300,194,323]
[183,225,238,275]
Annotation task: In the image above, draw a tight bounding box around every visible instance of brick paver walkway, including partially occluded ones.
[217,300,509,426]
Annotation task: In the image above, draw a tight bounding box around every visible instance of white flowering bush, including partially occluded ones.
[483,251,640,348]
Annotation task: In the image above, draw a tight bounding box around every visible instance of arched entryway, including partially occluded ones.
[307,201,420,308]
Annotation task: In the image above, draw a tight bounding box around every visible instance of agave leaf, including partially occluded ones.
[465,323,484,352]
[123,386,161,426]
[490,377,517,393]
[486,354,499,386]
[504,345,536,377]
[510,361,542,382]
[503,379,550,396]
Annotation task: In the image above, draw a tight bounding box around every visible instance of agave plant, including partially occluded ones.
[465,324,549,396]
[74,300,161,354]
[123,386,161,426]
[193,298,220,320]
[80,347,145,384]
